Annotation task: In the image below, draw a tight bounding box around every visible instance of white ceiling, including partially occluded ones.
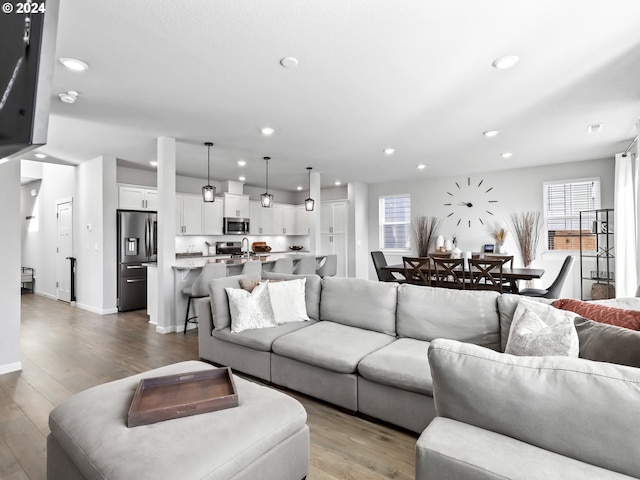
[31,0,640,191]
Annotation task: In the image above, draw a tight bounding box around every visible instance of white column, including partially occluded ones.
[614,151,638,297]
[347,181,369,279]
[156,137,177,333]
[309,171,321,254]
[0,158,21,374]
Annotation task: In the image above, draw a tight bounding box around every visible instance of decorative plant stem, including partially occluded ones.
[508,211,543,267]
[412,216,441,257]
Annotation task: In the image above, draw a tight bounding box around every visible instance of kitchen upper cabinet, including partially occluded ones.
[295,206,311,235]
[119,185,157,211]
[249,201,272,235]
[223,193,250,218]
[321,201,347,234]
[320,233,347,277]
[272,204,296,235]
[176,194,203,235]
[203,199,223,235]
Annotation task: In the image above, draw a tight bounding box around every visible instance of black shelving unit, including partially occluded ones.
[579,208,614,300]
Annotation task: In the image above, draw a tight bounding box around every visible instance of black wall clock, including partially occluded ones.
[443,176,498,228]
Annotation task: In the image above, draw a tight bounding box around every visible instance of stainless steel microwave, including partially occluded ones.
[223,217,250,235]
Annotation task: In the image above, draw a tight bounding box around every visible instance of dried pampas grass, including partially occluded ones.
[412,216,441,257]
[508,212,543,267]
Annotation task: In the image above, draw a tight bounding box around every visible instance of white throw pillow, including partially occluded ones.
[505,297,579,357]
[225,281,276,333]
[267,278,310,324]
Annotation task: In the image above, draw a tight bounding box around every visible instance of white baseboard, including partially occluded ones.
[74,303,118,315]
[0,362,22,375]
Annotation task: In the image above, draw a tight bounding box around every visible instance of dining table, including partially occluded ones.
[381,262,544,294]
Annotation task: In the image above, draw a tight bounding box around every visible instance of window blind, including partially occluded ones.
[380,195,411,250]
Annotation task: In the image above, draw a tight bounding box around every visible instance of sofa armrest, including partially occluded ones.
[428,339,640,478]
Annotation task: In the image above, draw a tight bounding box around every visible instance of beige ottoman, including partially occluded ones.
[47,361,309,480]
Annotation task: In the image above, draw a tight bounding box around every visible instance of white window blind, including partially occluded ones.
[379,194,411,250]
[544,179,600,251]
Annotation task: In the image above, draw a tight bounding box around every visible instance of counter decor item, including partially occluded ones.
[492,227,508,253]
[252,242,272,253]
[289,245,304,251]
[412,216,441,257]
[509,211,543,287]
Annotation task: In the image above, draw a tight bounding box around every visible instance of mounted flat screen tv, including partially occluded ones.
[0,0,59,159]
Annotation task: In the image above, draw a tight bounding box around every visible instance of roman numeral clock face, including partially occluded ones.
[443,177,498,228]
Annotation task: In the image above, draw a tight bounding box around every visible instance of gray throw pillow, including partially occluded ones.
[574,316,640,368]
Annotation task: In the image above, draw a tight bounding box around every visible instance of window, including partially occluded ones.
[544,179,600,251]
[379,194,411,250]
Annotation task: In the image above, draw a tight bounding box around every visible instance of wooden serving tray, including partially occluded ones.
[127,367,238,427]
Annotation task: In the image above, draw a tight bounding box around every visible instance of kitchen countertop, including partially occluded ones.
[172,251,314,270]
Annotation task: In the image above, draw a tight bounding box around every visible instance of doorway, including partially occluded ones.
[56,200,73,302]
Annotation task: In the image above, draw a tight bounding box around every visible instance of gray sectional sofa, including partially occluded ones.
[197,273,519,433]
[195,273,640,479]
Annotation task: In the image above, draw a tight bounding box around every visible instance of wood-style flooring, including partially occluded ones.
[0,293,417,480]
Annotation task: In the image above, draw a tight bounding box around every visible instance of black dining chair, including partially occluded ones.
[402,257,431,286]
[468,258,509,292]
[520,255,575,299]
[432,257,466,289]
[371,251,400,282]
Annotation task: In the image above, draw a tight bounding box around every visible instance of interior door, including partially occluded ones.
[56,201,73,302]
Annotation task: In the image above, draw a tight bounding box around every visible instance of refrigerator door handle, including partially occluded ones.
[144,218,150,258]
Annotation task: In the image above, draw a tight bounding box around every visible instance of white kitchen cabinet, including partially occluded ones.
[295,206,311,235]
[320,233,347,277]
[176,194,203,235]
[272,204,296,235]
[203,199,223,235]
[321,201,347,234]
[118,185,158,211]
[223,193,250,218]
[249,201,274,234]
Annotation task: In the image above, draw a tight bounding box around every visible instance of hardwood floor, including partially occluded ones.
[0,293,417,480]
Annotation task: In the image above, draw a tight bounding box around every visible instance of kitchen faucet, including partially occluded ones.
[241,237,250,258]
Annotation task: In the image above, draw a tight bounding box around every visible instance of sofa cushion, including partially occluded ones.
[497,294,554,352]
[208,273,261,331]
[553,298,640,330]
[261,272,322,321]
[320,277,398,335]
[272,321,395,374]
[213,320,317,352]
[226,281,277,333]
[268,278,310,324]
[428,339,640,478]
[397,284,500,350]
[574,316,640,368]
[358,338,432,395]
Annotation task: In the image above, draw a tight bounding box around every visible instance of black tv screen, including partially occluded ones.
[0,0,59,159]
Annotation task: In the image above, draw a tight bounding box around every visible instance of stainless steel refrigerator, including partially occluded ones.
[117,210,157,311]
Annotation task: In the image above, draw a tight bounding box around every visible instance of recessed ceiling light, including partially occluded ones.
[383,148,396,155]
[261,127,275,136]
[492,55,519,69]
[239,176,246,182]
[34,153,47,159]
[587,124,603,133]
[501,152,513,159]
[59,57,89,71]
[58,90,78,103]
[280,57,299,68]
[483,130,499,137]
[417,164,426,170]
[237,159,247,166]
[296,186,303,191]
[149,160,158,167]
[334,181,342,186]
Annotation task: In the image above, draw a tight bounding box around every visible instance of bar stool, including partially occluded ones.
[183,262,226,333]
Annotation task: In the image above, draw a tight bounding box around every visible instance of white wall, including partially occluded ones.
[21,161,76,298]
[367,158,615,298]
[0,159,22,374]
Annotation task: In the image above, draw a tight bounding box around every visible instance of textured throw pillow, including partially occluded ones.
[574,316,640,367]
[553,298,640,331]
[505,298,579,357]
[225,281,276,333]
[239,278,260,293]
[267,278,310,324]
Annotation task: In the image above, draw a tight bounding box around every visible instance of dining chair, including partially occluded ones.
[371,251,399,282]
[520,255,575,299]
[271,257,294,274]
[241,260,262,276]
[468,258,509,292]
[183,262,226,333]
[485,254,514,268]
[431,257,466,289]
[402,257,431,286]
[316,254,337,277]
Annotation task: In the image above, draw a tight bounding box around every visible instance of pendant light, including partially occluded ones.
[202,142,216,202]
[260,156,274,207]
[304,167,315,211]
